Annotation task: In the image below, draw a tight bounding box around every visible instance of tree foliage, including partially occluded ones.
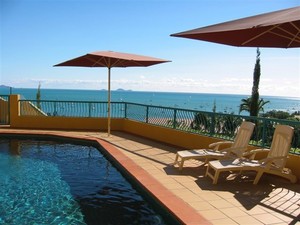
[249,48,261,116]
[36,82,41,109]
[239,97,270,115]
[261,110,300,121]
[239,48,270,116]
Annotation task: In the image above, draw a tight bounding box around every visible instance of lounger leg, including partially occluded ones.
[253,171,264,184]
[213,170,220,184]
[179,159,185,170]
[174,154,179,164]
[206,165,219,184]
[204,158,209,165]
[205,165,209,177]
[174,154,185,170]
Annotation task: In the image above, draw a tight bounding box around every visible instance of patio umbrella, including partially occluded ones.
[54,51,170,135]
[171,6,300,48]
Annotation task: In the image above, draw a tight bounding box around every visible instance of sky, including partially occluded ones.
[1,0,300,97]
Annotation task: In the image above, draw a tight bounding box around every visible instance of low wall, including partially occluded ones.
[122,119,221,149]
[10,115,125,131]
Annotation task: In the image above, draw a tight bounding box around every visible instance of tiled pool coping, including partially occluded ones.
[0,129,210,225]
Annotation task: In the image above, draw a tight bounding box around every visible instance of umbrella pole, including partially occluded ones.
[107,67,111,136]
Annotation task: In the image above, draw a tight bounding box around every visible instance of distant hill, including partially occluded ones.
[115,88,132,92]
[99,88,132,92]
[0,85,11,88]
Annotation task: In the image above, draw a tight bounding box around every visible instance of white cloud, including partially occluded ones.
[5,74,300,98]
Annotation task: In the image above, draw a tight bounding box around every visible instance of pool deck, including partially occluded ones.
[1,128,299,225]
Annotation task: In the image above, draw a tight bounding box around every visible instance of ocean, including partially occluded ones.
[0,87,299,115]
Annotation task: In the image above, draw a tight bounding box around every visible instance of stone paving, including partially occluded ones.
[1,128,299,224]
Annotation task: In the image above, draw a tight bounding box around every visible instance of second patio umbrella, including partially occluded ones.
[171,6,300,48]
[54,50,170,135]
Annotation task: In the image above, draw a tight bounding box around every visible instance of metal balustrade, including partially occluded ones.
[20,100,125,118]
[19,100,300,154]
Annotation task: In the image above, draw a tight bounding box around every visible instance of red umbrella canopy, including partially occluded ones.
[54,50,170,135]
[54,51,170,68]
[171,6,300,48]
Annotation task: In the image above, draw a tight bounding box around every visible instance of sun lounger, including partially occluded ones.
[174,121,255,170]
[206,124,297,184]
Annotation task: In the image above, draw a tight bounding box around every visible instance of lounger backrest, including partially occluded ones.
[268,125,294,169]
[231,121,255,156]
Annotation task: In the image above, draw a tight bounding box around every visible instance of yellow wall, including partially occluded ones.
[122,119,221,149]
[286,154,300,179]
[20,101,48,116]
[5,94,300,181]
[11,115,124,131]
[0,98,9,124]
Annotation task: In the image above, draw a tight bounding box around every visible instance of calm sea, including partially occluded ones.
[0,87,299,114]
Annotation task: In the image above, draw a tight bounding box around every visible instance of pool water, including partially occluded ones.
[0,138,167,225]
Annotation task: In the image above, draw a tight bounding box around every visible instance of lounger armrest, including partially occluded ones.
[243,148,269,159]
[209,141,233,150]
[259,156,286,163]
[259,156,286,169]
[221,146,248,157]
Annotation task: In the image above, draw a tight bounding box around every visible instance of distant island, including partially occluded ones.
[99,88,132,91]
[0,85,11,88]
[0,86,132,92]
[115,88,132,92]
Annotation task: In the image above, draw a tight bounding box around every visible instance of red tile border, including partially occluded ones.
[0,129,211,225]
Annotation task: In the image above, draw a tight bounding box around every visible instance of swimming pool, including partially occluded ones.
[0,137,171,225]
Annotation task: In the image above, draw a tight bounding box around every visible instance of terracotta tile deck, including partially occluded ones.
[1,128,300,225]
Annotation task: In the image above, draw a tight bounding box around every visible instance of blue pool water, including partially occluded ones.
[0,138,168,225]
